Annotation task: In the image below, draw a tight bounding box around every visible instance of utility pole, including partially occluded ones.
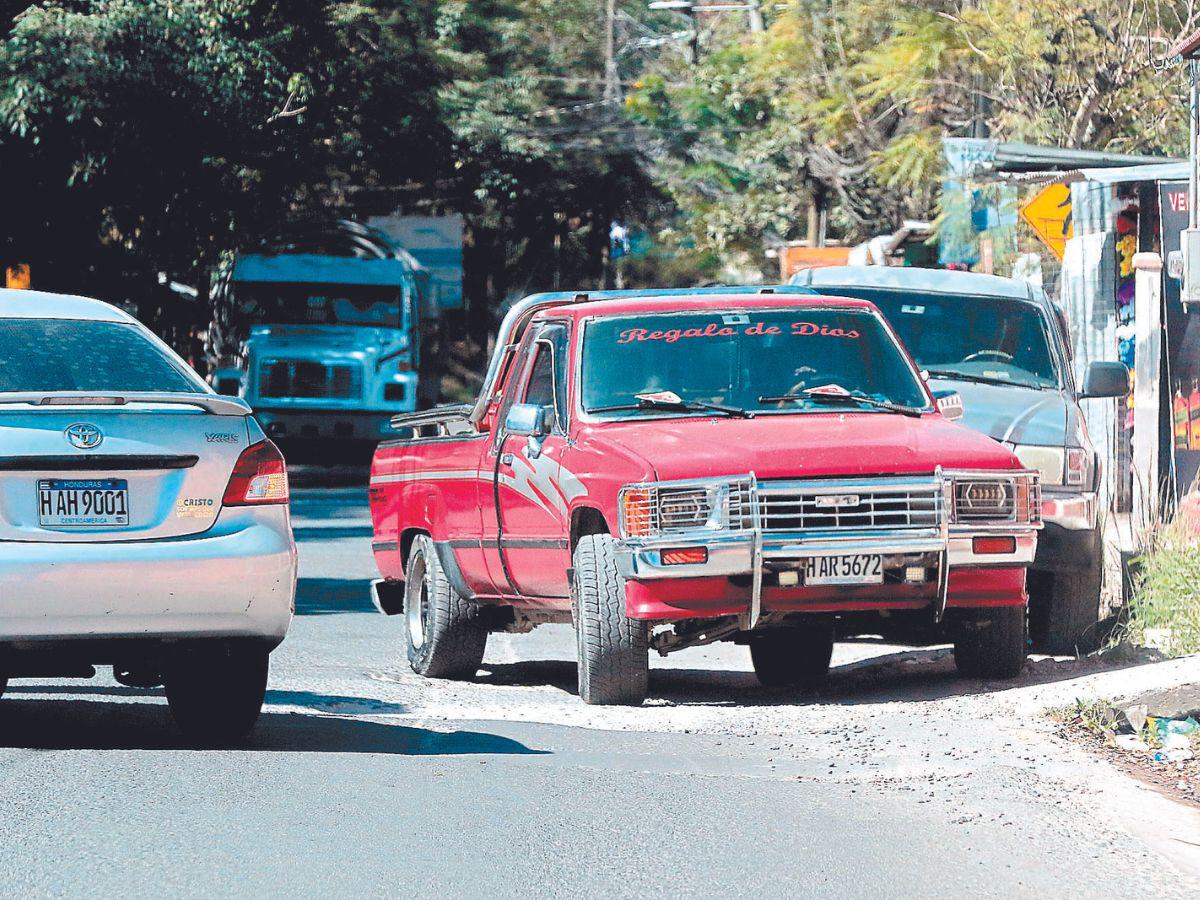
[747,0,765,33]
[604,0,620,101]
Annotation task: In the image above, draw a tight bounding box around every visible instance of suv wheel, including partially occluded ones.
[164,646,269,746]
[572,534,648,705]
[954,606,1027,679]
[750,624,835,688]
[1029,539,1104,654]
[404,535,488,679]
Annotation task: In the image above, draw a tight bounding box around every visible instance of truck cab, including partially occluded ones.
[370,288,1042,705]
[214,224,425,452]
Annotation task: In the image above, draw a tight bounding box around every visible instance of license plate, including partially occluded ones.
[803,554,883,586]
[37,479,129,528]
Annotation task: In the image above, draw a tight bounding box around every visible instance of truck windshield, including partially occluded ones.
[828,290,1060,390]
[234,285,405,328]
[581,309,930,417]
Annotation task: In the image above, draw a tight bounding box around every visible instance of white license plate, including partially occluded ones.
[37,479,129,527]
[803,554,883,586]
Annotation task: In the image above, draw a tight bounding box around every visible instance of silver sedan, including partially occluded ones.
[0,289,297,744]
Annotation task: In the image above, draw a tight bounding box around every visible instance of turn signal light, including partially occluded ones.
[972,536,1016,555]
[661,547,708,566]
[222,440,289,506]
[622,487,654,537]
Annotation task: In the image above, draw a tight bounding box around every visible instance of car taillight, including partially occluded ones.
[222,440,289,506]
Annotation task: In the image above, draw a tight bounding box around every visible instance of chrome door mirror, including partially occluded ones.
[504,402,551,437]
[1081,361,1130,399]
[932,389,964,421]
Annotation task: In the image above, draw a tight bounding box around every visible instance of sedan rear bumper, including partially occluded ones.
[0,507,296,647]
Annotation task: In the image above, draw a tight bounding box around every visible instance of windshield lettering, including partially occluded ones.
[616,320,862,346]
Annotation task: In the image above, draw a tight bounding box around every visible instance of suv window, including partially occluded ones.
[0,319,203,394]
[819,290,1061,389]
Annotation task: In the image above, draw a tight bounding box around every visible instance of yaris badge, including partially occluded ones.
[65,423,103,450]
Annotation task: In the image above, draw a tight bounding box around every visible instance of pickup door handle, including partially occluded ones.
[500,453,514,465]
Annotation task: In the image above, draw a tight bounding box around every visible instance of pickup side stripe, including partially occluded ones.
[448,538,569,550]
[369,469,480,485]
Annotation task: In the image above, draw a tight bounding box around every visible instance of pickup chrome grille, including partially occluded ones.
[757,479,944,533]
[259,360,362,400]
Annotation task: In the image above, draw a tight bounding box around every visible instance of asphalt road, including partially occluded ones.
[2,487,1199,898]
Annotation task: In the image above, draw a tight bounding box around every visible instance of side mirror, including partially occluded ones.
[932,389,964,421]
[504,402,551,437]
[1081,361,1130,399]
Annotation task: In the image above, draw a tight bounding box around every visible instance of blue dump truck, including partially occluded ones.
[214,222,427,453]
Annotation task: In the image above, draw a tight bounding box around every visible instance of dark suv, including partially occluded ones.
[792,266,1128,652]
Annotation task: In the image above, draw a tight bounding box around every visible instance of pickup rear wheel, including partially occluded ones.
[572,534,648,705]
[404,535,488,679]
[750,624,835,688]
[953,606,1027,679]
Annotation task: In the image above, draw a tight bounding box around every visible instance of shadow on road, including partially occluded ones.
[0,690,547,756]
[291,525,375,542]
[295,577,376,615]
[476,647,1150,708]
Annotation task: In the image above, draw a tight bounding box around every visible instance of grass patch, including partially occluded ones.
[1117,520,1200,657]
[1049,697,1119,736]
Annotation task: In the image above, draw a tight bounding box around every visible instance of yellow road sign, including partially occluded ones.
[1020,183,1073,260]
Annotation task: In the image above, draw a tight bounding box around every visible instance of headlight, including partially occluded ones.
[1003,444,1091,488]
[950,473,1041,525]
[619,479,750,538]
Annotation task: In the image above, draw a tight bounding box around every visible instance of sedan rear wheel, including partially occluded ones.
[164,646,269,746]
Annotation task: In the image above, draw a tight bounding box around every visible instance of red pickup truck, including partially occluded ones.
[369,288,1042,705]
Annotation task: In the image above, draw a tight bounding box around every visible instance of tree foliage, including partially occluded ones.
[630,0,1196,259]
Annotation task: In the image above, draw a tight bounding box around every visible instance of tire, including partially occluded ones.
[954,606,1027,679]
[404,535,488,679]
[1029,547,1104,655]
[165,646,269,746]
[750,624,835,688]
[572,534,648,705]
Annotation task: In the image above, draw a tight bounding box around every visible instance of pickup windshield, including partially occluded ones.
[581,309,930,417]
[826,290,1060,390]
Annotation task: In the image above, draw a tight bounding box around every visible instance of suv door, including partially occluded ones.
[490,322,572,598]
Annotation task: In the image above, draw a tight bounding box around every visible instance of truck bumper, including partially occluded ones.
[614,529,1037,623]
[255,408,406,441]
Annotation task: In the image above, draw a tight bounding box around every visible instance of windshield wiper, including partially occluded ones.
[590,396,755,419]
[924,368,1051,390]
[757,388,924,419]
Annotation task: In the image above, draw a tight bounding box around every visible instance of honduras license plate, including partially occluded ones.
[803,554,883,586]
[37,479,130,527]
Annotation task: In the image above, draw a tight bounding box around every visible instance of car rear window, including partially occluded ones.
[0,319,203,394]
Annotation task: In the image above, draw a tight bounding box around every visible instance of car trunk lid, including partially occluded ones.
[0,399,250,542]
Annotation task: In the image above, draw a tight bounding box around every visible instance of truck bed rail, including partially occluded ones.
[390,404,476,437]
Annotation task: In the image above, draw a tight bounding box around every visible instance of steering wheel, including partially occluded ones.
[961,349,1013,364]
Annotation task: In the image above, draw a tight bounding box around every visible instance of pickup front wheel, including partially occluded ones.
[750,624,835,688]
[404,535,488,679]
[953,606,1027,679]
[572,534,649,705]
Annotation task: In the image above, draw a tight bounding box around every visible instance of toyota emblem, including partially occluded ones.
[65,423,104,450]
